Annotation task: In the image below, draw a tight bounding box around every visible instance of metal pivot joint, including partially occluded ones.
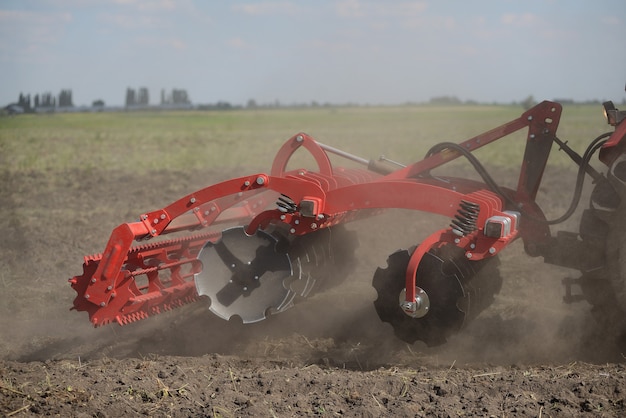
[400,287,430,318]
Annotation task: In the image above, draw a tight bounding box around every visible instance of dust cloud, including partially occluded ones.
[0,167,621,369]
[28,208,613,369]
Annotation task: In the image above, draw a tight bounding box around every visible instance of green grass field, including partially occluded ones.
[0,103,610,176]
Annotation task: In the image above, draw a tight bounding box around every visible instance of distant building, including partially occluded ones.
[5,104,24,115]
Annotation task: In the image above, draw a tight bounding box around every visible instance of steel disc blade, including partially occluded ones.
[373,247,467,346]
[373,244,501,346]
[195,227,294,323]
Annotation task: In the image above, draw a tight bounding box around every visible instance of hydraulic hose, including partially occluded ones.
[424,132,613,225]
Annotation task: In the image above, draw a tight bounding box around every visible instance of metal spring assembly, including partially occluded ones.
[450,200,480,236]
[276,194,297,213]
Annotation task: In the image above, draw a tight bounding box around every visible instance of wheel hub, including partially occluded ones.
[399,287,430,318]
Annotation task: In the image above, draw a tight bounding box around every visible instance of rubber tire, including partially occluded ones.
[580,202,626,347]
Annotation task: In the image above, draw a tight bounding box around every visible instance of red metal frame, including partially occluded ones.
[71,101,568,326]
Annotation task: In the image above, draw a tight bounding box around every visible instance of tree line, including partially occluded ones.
[7,89,621,114]
[126,87,191,106]
[8,87,192,112]
[14,89,74,112]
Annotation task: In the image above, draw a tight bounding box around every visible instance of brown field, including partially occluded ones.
[1,106,625,417]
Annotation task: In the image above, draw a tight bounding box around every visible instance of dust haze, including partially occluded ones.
[0,165,619,367]
[4,153,626,417]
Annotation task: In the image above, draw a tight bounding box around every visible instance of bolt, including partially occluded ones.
[100,302,106,307]
[244,180,250,187]
[231,264,236,268]
[160,214,166,220]
[111,292,116,298]
[153,218,159,224]
[311,223,318,229]
[107,285,113,291]
[190,197,196,204]
[290,228,296,234]
[151,229,157,235]
[489,247,496,254]
[280,214,286,220]
[243,286,248,291]
[317,214,324,220]
[470,243,476,249]
[296,135,304,142]
[91,278,96,283]
[466,252,473,259]
[85,294,90,299]
[527,116,533,121]
[204,211,210,216]
[401,301,416,312]
[254,275,259,280]
[256,176,265,185]
[294,219,300,225]
[454,238,460,244]
[529,134,535,139]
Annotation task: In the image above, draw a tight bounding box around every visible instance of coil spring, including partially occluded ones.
[450,200,480,236]
[276,194,297,213]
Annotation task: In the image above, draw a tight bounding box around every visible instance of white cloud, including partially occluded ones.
[500,13,539,27]
[166,38,187,50]
[403,14,455,30]
[0,10,72,62]
[99,12,163,29]
[335,0,428,18]
[601,16,620,26]
[232,2,299,16]
[335,0,364,18]
[306,39,353,53]
[132,36,187,50]
[111,0,174,10]
[391,2,429,16]
[227,38,250,49]
[0,9,72,25]
[459,45,479,57]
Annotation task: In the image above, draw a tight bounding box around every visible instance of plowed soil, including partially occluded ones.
[1,166,625,417]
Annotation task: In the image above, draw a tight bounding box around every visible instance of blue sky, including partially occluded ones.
[1,0,625,107]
